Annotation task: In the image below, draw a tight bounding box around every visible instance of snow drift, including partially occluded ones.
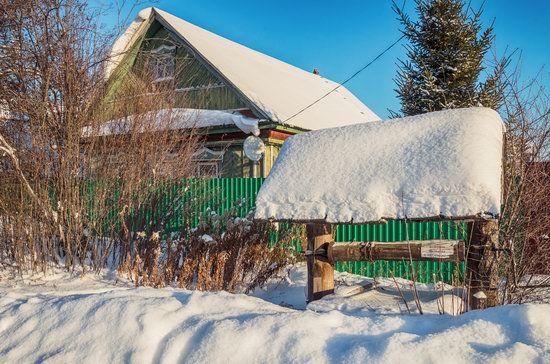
[255,107,504,223]
[0,265,548,363]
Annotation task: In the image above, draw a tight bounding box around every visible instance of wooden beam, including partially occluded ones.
[306,223,334,303]
[259,215,492,225]
[326,240,465,263]
[466,220,499,309]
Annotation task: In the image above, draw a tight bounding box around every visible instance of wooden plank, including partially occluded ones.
[256,215,488,225]
[306,224,334,303]
[339,282,376,297]
[326,240,465,263]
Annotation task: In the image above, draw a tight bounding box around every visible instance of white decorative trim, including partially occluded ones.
[195,161,219,178]
[150,45,176,82]
[192,147,225,161]
[152,76,175,83]
[193,148,224,178]
[175,83,225,92]
[151,44,176,54]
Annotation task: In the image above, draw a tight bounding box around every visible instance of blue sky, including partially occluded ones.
[94,0,549,118]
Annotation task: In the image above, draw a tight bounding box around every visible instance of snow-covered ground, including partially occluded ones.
[1,264,549,363]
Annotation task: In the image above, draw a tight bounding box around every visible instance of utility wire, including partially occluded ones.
[284,34,406,124]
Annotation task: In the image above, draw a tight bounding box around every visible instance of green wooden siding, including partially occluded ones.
[205,142,281,178]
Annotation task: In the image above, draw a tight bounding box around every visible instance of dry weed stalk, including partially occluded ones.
[389,269,411,314]
[126,208,300,293]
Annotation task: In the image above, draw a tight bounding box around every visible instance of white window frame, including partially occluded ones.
[150,45,176,83]
[192,147,225,178]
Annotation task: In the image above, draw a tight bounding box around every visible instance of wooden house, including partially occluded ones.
[102,7,379,178]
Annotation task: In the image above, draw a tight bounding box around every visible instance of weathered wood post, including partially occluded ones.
[466,219,499,309]
[306,223,334,303]
[304,234,466,303]
[327,240,464,262]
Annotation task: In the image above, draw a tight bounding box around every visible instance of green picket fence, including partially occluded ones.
[87,177,465,283]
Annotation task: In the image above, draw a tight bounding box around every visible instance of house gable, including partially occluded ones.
[109,19,258,114]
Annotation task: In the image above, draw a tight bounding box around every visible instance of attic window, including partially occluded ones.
[151,45,176,82]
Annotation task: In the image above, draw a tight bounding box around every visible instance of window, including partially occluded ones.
[192,147,225,178]
[150,45,176,82]
[196,162,219,178]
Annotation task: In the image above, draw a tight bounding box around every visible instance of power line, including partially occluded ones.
[284,34,406,124]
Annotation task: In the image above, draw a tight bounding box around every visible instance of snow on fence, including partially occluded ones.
[255,107,505,309]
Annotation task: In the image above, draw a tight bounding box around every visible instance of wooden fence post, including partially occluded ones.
[466,219,499,309]
[306,223,334,303]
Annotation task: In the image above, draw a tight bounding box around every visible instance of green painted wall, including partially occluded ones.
[205,141,282,178]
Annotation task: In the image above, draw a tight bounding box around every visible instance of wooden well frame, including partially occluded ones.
[303,217,499,310]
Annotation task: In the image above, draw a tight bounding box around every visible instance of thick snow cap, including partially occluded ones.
[255,108,504,223]
[105,8,379,131]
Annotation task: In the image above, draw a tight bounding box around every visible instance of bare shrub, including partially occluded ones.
[0,1,295,294]
[498,61,550,303]
[125,206,301,293]
[0,0,200,272]
[0,0,113,273]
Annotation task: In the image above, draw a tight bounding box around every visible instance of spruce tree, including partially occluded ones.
[393,0,506,116]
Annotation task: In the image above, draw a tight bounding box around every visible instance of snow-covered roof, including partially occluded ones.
[106,8,380,131]
[255,108,504,223]
[81,108,260,137]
